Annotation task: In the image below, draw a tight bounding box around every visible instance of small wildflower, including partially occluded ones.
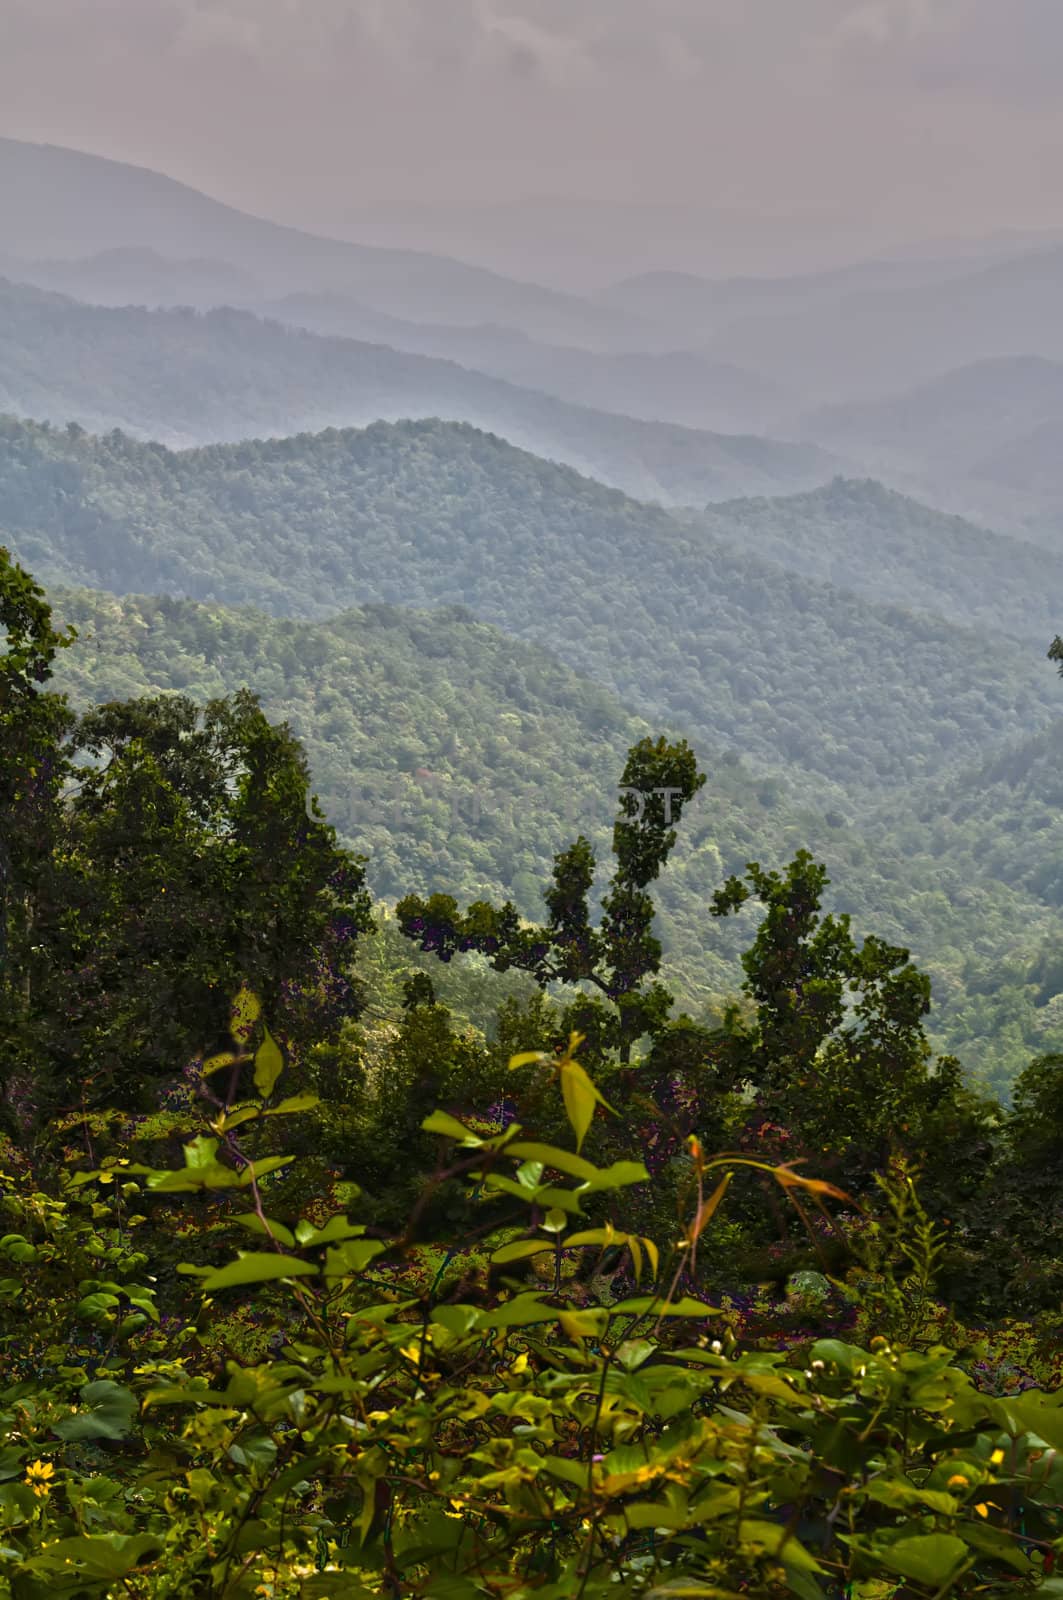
[989,1448,1005,1466]
[947,1474,969,1489]
[974,1502,990,1518]
[25,1460,55,1499]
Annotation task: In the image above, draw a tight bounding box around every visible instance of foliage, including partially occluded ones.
[397,735,706,1064]
[3,1011,1063,1597]
[41,575,1058,1091]
[1,413,1053,807]
[1,566,373,1132]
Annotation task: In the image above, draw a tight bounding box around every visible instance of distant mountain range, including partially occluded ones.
[0,137,653,348]
[0,277,840,504]
[793,357,1063,540]
[702,246,1063,403]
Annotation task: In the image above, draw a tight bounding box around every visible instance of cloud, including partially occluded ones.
[1,0,1062,267]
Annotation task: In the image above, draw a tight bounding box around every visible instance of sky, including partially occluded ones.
[3,0,1063,283]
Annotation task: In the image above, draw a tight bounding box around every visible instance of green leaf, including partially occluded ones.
[508,1050,546,1070]
[52,1381,137,1443]
[23,1532,164,1580]
[202,1050,238,1078]
[504,1141,599,1182]
[295,1214,366,1246]
[561,1058,604,1152]
[254,1026,284,1097]
[738,1521,824,1572]
[215,1105,260,1131]
[200,1252,319,1290]
[183,1134,220,1169]
[490,1240,555,1265]
[422,1109,484,1144]
[482,1294,560,1328]
[322,1239,386,1276]
[874,1533,969,1585]
[612,1295,718,1319]
[232,1212,296,1248]
[230,984,262,1045]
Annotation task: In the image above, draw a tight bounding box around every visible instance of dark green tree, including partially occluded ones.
[27,689,372,1118]
[0,547,74,1094]
[396,735,705,1065]
[710,851,962,1186]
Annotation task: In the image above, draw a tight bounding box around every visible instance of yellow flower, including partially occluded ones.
[25,1461,55,1492]
[947,1474,969,1489]
[989,1448,1006,1466]
[974,1502,990,1518]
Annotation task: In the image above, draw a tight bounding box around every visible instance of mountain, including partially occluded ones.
[597,253,1000,344]
[0,137,652,347]
[0,245,262,308]
[800,357,1063,473]
[47,582,1063,1097]
[256,291,796,436]
[0,277,839,504]
[971,421,1063,501]
[705,246,1063,403]
[1,413,1054,811]
[694,477,1063,643]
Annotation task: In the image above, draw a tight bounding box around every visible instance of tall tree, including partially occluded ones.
[397,735,705,1064]
[0,546,74,1080]
[29,689,372,1118]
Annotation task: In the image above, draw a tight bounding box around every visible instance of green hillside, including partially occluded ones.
[48,584,1063,1096]
[697,476,1063,642]
[0,278,835,503]
[2,414,1054,811]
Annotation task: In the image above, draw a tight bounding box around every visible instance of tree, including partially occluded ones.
[25,689,372,1120]
[396,736,705,1065]
[710,851,956,1186]
[0,546,74,1094]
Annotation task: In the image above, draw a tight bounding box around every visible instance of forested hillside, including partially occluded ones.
[0,277,837,503]
[45,582,1063,1095]
[697,477,1063,641]
[2,415,1053,813]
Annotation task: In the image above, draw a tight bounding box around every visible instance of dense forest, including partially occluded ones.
[2,416,1053,806]
[6,544,1063,1596]
[4,126,1063,1596]
[37,582,1063,1095]
[3,412,1061,1086]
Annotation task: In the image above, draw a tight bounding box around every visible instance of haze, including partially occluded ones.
[4,0,1063,284]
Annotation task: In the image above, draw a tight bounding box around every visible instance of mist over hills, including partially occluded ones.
[254,292,795,437]
[802,357,1063,474]
[0,137,652,348]
[0,277,838,503]
[596,253,1000,344]
[704,244,1063,404]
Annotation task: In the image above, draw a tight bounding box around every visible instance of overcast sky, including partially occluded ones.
[3,0,1063,282]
